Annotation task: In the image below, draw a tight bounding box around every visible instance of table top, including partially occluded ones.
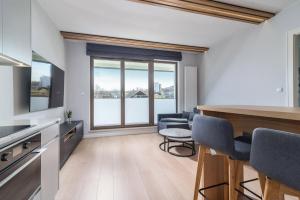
[198,105,300,121]
[159,128,192,138]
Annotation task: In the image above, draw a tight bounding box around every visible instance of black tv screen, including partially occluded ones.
[30,52,64,112]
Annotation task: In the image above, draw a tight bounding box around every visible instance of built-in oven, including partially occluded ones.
[0,132,44,200]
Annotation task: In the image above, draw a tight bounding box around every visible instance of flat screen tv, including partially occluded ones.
[30,52,64,112]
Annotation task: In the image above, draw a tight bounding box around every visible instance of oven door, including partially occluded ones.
[0,148,45,200]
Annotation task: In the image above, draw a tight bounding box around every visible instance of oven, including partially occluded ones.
[0,132,43,200]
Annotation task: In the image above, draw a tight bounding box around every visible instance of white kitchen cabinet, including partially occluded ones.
[2,0,31,66]
[41,123,60,200]
[0,0,2,53]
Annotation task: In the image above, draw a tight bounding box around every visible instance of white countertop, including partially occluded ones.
[0,118,60,149]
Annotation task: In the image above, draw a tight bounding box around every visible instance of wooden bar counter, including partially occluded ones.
[197,105,300,200]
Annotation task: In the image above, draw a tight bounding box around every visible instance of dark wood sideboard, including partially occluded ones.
[60,120,83,168]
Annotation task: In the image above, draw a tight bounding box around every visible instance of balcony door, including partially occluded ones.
[124,61,149,125]
[91,57,177,129]
[91,59,121,127]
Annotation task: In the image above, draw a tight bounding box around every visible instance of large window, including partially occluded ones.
[154,62,177,123]
[91,58,177,129]
[92,60,121,126]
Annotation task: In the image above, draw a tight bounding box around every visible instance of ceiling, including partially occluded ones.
[216,0,295,13]
[37,0,295,48]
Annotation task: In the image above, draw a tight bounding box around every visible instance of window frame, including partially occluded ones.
[90,56,178,130]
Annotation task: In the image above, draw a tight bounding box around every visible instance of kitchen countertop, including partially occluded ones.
[197,105,300,121]
[0,118,60,149]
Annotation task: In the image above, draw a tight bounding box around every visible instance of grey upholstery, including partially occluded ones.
[250,128,300,191]
[160,118,188,123]
[157,113,183,122]
[192,115,251,160]
[157,110,197,132]
[158,122,190,131]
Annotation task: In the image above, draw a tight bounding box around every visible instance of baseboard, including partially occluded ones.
[84,126,157,138]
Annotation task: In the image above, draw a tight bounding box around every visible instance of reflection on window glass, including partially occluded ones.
[30,61,52,112]
[93,59,121,126]
[154,62,176,123]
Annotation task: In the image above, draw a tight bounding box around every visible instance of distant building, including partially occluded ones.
[130,91,148,98]
[154,82,161,93]
[40,76,51,88]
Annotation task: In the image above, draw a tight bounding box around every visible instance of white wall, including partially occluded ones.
[65,40,200,134]
[178,52,199,112]
[65,41,90,134]
[199,1,300,106]
[0,0,66,121]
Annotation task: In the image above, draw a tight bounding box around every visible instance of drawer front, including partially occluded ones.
[41,123,59,146]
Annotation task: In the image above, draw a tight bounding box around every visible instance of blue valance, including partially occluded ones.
[86,43,182,61]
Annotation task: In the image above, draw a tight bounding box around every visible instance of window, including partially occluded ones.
[154,62,177,123]
[91,58,177,129]
[125,61,149,125]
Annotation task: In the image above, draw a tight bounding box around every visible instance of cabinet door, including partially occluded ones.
[41,137,59,200]
[0,0,2,53]
[41,123,59,146]
[2,0,31,65]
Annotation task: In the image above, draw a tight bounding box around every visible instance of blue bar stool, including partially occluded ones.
[192,115,263,200]
[250,128,300,200]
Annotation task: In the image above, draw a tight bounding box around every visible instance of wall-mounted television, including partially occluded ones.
[30,52,64,112]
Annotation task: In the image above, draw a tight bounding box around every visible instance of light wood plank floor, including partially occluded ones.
[56,133,197,200]
[55,133,297,200]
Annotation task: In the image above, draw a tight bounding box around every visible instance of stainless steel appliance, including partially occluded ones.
[0,132,43,200]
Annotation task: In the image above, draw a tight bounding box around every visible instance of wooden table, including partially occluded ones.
[197,105,300,200]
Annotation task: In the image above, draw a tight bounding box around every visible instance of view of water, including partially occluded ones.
[94,98,176,126]
[30,97,49,112]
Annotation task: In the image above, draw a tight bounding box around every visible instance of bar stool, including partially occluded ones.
[192,115,262,200]
[250,128,300,200]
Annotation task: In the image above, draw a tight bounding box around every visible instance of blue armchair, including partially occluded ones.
[157,109,199,132]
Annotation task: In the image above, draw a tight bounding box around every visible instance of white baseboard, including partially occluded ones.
[84,126,157,138]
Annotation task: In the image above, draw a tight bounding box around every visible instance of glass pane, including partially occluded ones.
[93,59,121,126]
[154,62,176,123]
[30,60,52,112]
[125,61,149,124]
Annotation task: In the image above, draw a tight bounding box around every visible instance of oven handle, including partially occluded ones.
[0,148,47,188]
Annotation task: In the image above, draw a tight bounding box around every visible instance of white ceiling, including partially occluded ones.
[37,0,295,48]
[216,0,295,13]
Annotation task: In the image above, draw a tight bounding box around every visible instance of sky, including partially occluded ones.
[31,61,51,81]
[94,68,175,91]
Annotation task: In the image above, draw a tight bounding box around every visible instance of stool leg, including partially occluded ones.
[228,158,238,200]
[193,146,206,200]
[258,173,266,194]
[235,161,243,196]
[263,178,280,200]
[223,158,229,200]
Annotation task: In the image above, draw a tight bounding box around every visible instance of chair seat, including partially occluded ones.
[232,135,252,161]
[160,118,188,123]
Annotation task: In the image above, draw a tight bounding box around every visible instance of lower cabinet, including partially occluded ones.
[60,121,83,168]
[41,123,60,200]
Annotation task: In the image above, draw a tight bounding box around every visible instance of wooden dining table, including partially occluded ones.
[197,105,300,200]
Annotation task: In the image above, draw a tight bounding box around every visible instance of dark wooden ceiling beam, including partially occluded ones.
[129,0,275,24]
[61,31,209,53]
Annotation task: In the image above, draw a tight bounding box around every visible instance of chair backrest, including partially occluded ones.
[250,128,300,191]
[192,115,235,156]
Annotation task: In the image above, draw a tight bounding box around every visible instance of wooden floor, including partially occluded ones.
[55,133,198,200]
[55,133,297,200]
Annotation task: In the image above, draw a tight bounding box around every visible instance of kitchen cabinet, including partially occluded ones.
[0,0,2,53]
[1,0,31,66]
[41,123,60,200]
[60,121,83,168]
